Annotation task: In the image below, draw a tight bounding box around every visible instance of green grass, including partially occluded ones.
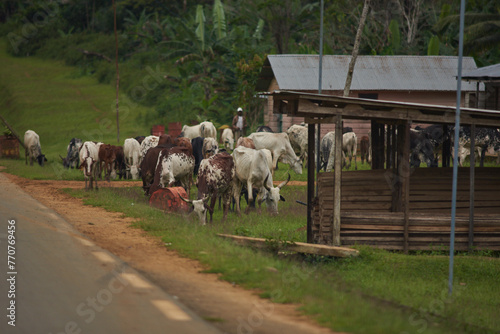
[0,38,151,165]
[59,186,500,334]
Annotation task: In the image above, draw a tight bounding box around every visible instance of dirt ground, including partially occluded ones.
[3,172,340,334]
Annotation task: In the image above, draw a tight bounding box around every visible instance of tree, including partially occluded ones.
[344,0,371,97]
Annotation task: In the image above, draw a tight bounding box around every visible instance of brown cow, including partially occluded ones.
[360,135,370,165]
[140,143,175,195]
[158,134,173,146]
[98,144,116,181]
[174,137,193,154]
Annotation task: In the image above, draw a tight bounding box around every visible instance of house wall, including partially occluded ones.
[263,87,473,142]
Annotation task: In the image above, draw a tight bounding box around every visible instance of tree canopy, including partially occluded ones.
[1,0,499,129]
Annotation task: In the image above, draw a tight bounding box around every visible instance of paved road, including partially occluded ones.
[0,173,220,334]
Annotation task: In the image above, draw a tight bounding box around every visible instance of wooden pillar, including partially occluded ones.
[333,116,343,246]
[371,121,385,169]
[307,123,316,244]
[442,125,451,167]
[386,125,392,169]
[469,124,476,250]
[402,122,411,254]
[394,121,411,252]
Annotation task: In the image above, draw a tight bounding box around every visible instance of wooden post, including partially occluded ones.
[307,123,316,244]
[0,113,26,150]
[333,116,343,246]
[402,122,411,254]
[469,124,476,250]
[442,125,451,167]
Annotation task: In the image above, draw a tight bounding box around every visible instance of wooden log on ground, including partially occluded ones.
[217,234,359,258]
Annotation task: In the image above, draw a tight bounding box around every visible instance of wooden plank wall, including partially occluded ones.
[313,168,500,250]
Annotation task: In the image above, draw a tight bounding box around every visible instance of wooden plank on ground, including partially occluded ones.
[217,234,359,258]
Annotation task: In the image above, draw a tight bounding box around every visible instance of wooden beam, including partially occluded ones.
[217,234,359,258]
[0,113,26,150]
[333,116,342,246]
[402,121,411,254]
[307,123,315,244]
[469,124,476,250]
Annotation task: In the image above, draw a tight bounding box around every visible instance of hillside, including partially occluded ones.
[0,39,152,163]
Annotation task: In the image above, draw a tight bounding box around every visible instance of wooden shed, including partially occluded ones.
[270,91,500,252]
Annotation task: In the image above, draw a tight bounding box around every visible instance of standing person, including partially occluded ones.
[232,107,247,142]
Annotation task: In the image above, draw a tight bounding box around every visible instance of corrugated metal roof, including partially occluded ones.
[256,55,479,92]
[462,63,500,81]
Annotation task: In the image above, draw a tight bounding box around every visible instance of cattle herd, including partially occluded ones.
[22,123,500,224]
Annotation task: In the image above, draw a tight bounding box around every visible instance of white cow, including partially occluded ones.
[200,121,217,139]
[123,138,141,179]
[323,131,357,172]
[79,141,100,190]
[286,124,308,162]
[247,132,302,175]
[221,128,234,150]
[181,121,217,140]
[24,130,47,166]
[232,146,290,215]
[139,135,159,164]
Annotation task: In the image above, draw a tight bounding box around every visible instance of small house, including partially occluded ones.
[257,55,481,137]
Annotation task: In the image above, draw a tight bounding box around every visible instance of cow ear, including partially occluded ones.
[280,195,286,202]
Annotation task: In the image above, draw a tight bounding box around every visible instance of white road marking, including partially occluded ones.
[91,251,116,264]
[120,272,153,289]
[151,299,192,321]
[77,237,94,247]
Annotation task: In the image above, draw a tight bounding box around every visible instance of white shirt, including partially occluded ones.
[236,116,244,130]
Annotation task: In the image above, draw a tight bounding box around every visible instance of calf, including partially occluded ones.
[24,130,47,166]
[98,144,117,181]
[149,146,195,197]
[181,152,235,224]
[124,138,141,179]
[410,129,438,167]
[360,135,370,165]
[61,137,82,169]
[221,128,234,151]
[79,141,100,190]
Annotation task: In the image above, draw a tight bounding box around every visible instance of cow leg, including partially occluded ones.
[222,192,231,222]
[244,180,254,214]
[209,196,217,223]
[233,181,243,216]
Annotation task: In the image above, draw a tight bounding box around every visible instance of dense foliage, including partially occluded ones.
[1,0,499,129]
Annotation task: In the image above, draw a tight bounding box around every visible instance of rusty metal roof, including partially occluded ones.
[256,55,480,92]
[462,63,500,82]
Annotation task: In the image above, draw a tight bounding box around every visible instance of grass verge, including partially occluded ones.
[57,184,499,334]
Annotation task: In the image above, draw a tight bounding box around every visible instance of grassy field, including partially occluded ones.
[1,39,499,333]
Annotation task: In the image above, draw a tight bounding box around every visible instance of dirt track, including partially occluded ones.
[2,172,338,334]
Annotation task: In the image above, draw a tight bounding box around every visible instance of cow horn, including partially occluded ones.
[203,196,210,204]
[278,173,291,189]
[59,155,64,161]
[179,196,193,204]
[263,174,272,191]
